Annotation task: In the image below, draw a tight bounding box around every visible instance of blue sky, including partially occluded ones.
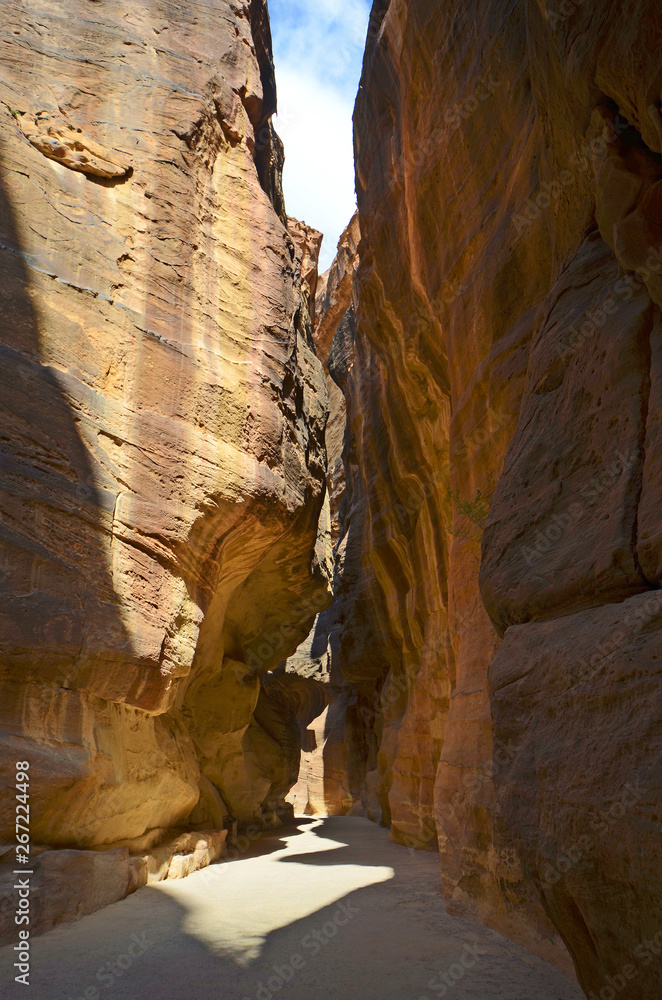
[268,0,371,271]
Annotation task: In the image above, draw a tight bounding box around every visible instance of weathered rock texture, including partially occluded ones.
[318,0,662,994]
[317,215,360,543]
[285,218,363,819]
[0,0,331,936]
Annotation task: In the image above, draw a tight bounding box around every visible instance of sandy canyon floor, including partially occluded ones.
[0,817,584,1000]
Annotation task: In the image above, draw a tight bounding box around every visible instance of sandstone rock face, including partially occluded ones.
[0,0,330,930]
[317,216,360,545]
[0,845,147,940]
[489,592,662,997]
[3,0,661,988]
[335,0,662,990]
[315,214,361,362]
[286,219,361,819]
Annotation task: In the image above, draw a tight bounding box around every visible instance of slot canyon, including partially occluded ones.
[0,0,661,997]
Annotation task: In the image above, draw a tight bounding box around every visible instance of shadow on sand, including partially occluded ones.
[0,817,584,1000]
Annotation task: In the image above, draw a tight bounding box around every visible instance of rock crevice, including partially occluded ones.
[285,2,662,996]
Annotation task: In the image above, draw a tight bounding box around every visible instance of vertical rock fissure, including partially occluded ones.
[286,2,662,996]
[632,305,655,586]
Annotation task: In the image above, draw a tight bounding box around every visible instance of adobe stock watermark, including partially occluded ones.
[368,404,508,534]
[440,71,502,133]
[539,781,645,890]
[555,247,662,363]
[572,591,662,689]
[586,928,662,1000]
[417,940,484,998]
[512,112,631,239]
[388,70,502,191]
[67,931,152,999]
[520,449,637,568]
[529,596,661,894]
[434,735,521,836]
[244,899,360,1000]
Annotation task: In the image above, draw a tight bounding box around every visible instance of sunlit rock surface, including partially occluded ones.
[0,0,331,933]
[2,0,661,987]
[334,0,662,991]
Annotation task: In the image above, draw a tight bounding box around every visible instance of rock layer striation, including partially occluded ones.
[0,0,330,935]
[309,0,662,994]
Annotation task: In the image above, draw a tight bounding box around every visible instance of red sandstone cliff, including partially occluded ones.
[1,1,661,994]
[300,1,662,995]
[0,0,331,936]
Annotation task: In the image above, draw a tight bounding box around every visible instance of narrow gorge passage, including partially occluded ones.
[0,818,583,1000]
[1,0,661,998]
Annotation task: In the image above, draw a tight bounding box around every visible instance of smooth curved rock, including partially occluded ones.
[337,0,662,985]
[0,0,330,909]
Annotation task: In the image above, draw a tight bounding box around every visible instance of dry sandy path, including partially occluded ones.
[0,816,584,1000]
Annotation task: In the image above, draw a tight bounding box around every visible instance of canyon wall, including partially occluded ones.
[286,216,362,818]
[2,0,660,988]
[318,0,662,994]
[0,0,331,936]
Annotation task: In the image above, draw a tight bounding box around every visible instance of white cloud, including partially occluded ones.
[268,0,370,271]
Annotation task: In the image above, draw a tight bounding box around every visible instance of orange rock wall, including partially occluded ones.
[0,0,331,869]
[334,0,662,992]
